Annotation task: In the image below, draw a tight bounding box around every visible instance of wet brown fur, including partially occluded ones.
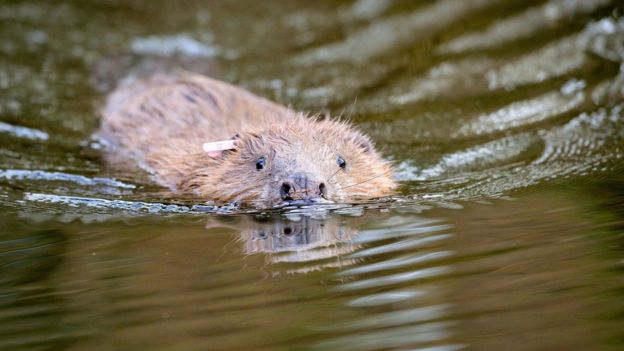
[99,73,396,207]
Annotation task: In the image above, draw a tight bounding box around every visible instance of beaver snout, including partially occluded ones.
[280,173,327,203]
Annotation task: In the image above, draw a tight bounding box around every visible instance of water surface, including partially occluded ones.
[1,1,623,350]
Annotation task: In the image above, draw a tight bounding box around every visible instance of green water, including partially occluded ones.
[1,1,624,350]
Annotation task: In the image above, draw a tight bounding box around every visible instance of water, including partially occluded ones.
[1,0,623,350]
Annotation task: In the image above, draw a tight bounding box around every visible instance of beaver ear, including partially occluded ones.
[320,119,375,153]
[215,147,238,159]
[350,130,374,153]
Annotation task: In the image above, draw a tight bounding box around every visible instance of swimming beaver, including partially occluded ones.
[99,73,396,208]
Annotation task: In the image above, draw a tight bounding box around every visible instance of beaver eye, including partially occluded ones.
[255,156,266,170]
[337,156,346,169]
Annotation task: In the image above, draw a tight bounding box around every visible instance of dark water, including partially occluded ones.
[1,0,624,350]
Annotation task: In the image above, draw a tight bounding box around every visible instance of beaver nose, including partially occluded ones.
[280,182,293,200]
[280,173,326,201]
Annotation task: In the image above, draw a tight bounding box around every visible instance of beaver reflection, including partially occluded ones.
[210,214,360,270]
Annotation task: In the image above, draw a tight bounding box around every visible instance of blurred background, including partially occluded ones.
[1,1,623,350]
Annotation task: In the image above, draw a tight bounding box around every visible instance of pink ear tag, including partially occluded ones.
[202,140,238,158]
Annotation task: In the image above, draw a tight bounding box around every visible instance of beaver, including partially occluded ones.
[99,73,396,208]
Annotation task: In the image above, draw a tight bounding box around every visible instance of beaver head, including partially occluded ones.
[178,114,396,207]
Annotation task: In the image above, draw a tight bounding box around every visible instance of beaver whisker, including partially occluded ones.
[326,169,341,184]
[226,186,262,203]
[336,170,394,191]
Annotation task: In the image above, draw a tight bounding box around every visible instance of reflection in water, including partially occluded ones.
[316,215,458,351]
[238,215,358,269]
[2,191,624,350]
[231,212,453,276]
[0,223,75,350]
[205,213,363,273]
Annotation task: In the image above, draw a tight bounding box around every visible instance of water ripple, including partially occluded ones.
[348,290,426,307]
[455,89,585,137]
[333,304,451,331]
[339,251,453,277]
[295,0,498,64]
[349,235,451,259]
[131,34,219,58]
[23,192,218,214]
[411,133,541,180]
[336,266,450,291]
[354,221,451,244]
[0,121,48,141]
[0,169,135,189]
[438,0,613,54]
[314,322,457,351]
